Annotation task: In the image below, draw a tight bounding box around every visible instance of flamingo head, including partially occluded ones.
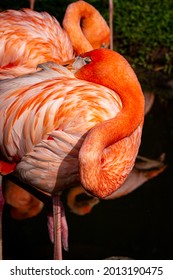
[73,48,142,98]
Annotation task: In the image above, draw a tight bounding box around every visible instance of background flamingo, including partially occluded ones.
[2,178,43,220]
[0,48,144,259]
[0,0,110,79]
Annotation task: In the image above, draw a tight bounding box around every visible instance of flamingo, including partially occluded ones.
[0,48,144,258]
[67,154,166,215]
[0,0,110,79]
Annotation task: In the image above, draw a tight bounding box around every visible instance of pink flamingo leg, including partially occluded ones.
[109,0,114,50]
[29,0,35,10]
[48,196,68,260]
[60,202,69,251]
[53,195,62,260]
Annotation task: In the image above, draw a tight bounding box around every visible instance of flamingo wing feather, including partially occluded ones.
[0,62,124,194]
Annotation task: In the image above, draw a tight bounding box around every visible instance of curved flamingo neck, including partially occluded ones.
[75,50,144,147]
[74,49,145,198]
[79,77,144,163]
[62,1,110,55]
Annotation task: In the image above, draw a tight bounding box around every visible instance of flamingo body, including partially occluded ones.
[0,49,144,199]
[0,63,122,191]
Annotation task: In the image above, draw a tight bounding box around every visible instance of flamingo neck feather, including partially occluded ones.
[75,49,145,198]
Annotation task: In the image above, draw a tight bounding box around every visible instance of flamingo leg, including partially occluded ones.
[48,195,68,259]
[29,0,35,10]
[53,195,62,260]
[109,0,114,50]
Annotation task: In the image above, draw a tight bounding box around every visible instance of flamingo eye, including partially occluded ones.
[83,56,92,64]
[73,56,92,72]
[101,43,106,48]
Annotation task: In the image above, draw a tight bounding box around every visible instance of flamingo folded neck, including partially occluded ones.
[79,85,144,198]
[63,0,110,54]
[75,49,145,198]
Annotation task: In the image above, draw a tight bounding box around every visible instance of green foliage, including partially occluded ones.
[112,0,173,76]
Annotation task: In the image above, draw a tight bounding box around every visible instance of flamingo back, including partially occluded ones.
[0,9,74,79]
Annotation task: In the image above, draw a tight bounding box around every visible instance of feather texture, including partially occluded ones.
[0,49,144,199]
[0,1,110,79]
